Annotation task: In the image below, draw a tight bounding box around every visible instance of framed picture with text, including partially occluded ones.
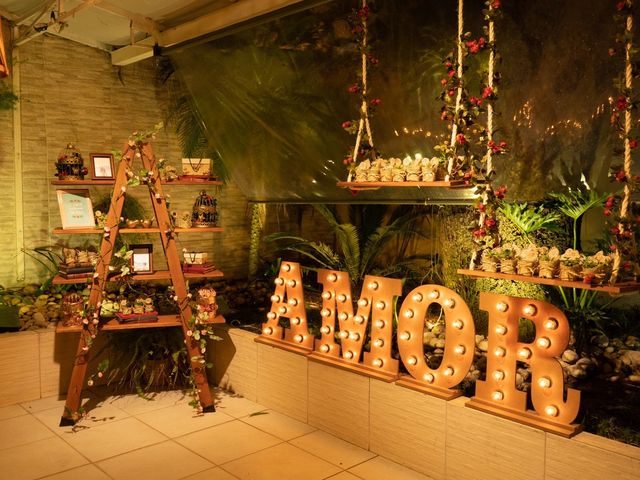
[56,189,96,229]
[90,153,115,180]
[130,244,153,274]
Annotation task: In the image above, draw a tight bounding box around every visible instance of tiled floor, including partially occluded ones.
[0,388,433,480]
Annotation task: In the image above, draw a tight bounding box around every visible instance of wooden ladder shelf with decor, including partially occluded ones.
[57,139,224,426]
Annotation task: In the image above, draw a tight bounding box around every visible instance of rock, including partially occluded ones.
[562,350,579,364]
[434,339,446,349]
[609,375,620,382]
[593,335,609,348]
[423,332,435,342]
[619,350,640,368]
[626,336,640,348]
[475,335,485,345]
[517,368,531,382]
[576,357,595,369]
[431,325,444,336]
[605,346,615,354]
[516,373,524,387]
[477,340,488,352]
[628,375,640,383]
[434,348,444,354]
[22,285,38,295]
[32,312,48,327]
[567,365,587,378]
[475,356,487,371]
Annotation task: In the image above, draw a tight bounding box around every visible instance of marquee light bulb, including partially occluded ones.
[404,309,415,319]
[454,345,466,355]
[443,367,454,376]
[538,377,552,388]
[368,281,379,290]
[267,312,276,320]
[494,347,506,357]
[544,318,559,330]
[492,390,504,401]
[270,294,281,303]
[518,348,532,359]
[339,330,349,339]
[545,405,559,417]
[452,319,464,329]
[328,272,337,282]
[495,324,507,335]
[354,315,365,324]
[399,331,411,341]
[376,301,386,310]
[322,291,332,300]
[373,339,384,347]
[287,279,297,288]
[375,319,385,329]
[372,358,383,368]
[321,308,332,317]
[537,337,551,349]
[263,327,273,335]
[321,326,331,334]
[338,312,348,321]
[350,332,360,341]
[288,298,298,306]
[493,370,505,381]
[291,317,301,325]
[294,334,303,343]
[337,294,347,302]
[278,306,288,315]
[496,301,508,312]
[320,344,330,353]
[523,304,537,316]
[407,356,418,366]
[423,373,434,383]
[358,298,369,307]
[274,277,284,286]
[344,350,354,359]
[412,292,423,302]
[443,298,456,308]
[429,290,440,299]
[283,264,292,272]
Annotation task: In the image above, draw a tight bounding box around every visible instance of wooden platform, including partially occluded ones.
[457,269,640,294]
[52,269,224,284]
[55,313,225,333]
[52,179,223,185]
[52,227,224,234]
[336,180,468,191]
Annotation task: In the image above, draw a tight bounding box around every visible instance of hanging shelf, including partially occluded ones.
[457,269,640,295]
[336,180,468,191]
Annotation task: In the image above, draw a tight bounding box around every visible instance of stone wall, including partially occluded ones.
[0,34,334,288]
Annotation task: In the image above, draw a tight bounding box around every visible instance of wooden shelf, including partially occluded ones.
[51,179,223,186]
[337,180,468,191]
[52,269,224,285]
[52,179,115,185]
[457,269,640,294]
[55,313,226,333]
[52,226,224,234]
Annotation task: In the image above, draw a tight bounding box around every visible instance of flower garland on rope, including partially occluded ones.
[467,0,509,269]
[608,0,640,283]
[343,0,380,178]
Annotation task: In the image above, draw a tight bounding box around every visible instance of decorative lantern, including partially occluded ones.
[55,144,87,180]
[61,293,84,327]
[197,287,218,314]
[192,191,218,227]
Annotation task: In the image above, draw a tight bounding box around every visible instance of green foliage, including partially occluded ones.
[0,84,18,110]
[548,187,607,250]
[498,202,561,242]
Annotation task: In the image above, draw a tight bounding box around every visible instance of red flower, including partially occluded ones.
[469,96,483,106]
[368,55,379,65]
[342,155,353,165]
[611,226,621,235]
[616,1,627,11]
[478,37,487,47]
[448,89,456,97]
[370,98,381,106]
[610,245,617,252]
[440,78,448,86]
[482,86,494,99]
[616,95,628,111]
[491,0,501,9]
[440,111,449,121]
[352,25,363,34]
[466,40,480,54]
[624,261,633,270]
[630,139,638,149]
[448,69,456,77]
[473,228,487,238]
[456,133,467,144]
[357,6,369,17]
[484,217,496,228]
[477,203,486,212]
[348,84,360,94]
[608,47,617,57]
[499,140,507,149]
[342,121,352,129]
[615,170,627,182]
[583,273,594,284]
[605,196,615,208]
[444,61,453,69]
[604,209,611,217]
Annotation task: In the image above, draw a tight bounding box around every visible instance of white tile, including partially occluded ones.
[0,414,55,449]
[97,440,214,480]
[213,389,268,418]
[221,442,341,480]
[105,389,191,415]
[0,436,87,480]
[61,417,168,461]
[39,464,111,480]
[242,409,316,440]
[175,420,282,465]
[290,430,375,469]
[179,467,239,480]
[0,403,28,420]
[326,473,363,480]
[349,457,434,480]
[137,402,234,437]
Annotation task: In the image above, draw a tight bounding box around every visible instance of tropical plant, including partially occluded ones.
[498,202,561,243]
[548,187,607,250]
[265,205,427,287]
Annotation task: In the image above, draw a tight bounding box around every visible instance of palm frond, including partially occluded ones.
[548,188,607,221]
[499,203,562,240]
[333,223,361,282]
[264,232,341,269]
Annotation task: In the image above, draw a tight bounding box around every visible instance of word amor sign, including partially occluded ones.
[257,262,581,437]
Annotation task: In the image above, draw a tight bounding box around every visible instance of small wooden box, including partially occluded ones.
[184,252,208,265]
[181,158,211,177]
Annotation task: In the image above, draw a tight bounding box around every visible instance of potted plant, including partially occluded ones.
[538,246,560,279]
[559,248,584,281]
[480,248,500,273]
[582,251,612,285]
[498,243,517,274]
[517,244,539,276]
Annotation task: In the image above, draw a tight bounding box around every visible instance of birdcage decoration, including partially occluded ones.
[61,293,84,327]
[191,191,218,227]
[55,143,87,180]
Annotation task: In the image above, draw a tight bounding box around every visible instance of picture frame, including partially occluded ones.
[130,244,153,274]
[90,153,115,180]
[56,189,96,229]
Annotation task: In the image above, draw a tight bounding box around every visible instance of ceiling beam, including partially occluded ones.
[159,0,307,48]
[93,1,162,41]
[58,0,103,23]
[0,7,18,22]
